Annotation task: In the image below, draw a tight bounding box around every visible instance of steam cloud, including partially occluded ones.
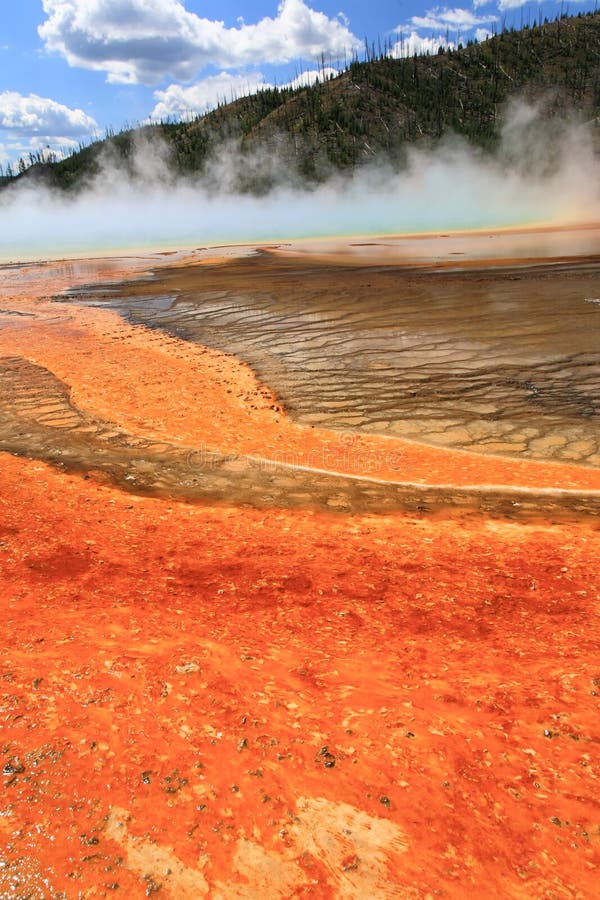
[1,101,599,262]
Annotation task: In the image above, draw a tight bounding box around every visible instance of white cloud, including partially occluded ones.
[151,73,273,121]
[408,6,496,32]
[391,31,456,57]
[0,91,97,138]
[495,0,588,9]
[0,143,16,168]
[285,66,338,89]
[39,0,358,85]
[474,27,492,41]
[392,6,497,56]
[151,66,339,121]
[0,134,81,172]
[496,0,528,8]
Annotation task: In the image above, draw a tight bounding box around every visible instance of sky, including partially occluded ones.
[0,0,596,171]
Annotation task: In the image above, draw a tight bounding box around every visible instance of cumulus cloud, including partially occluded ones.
[39,0,358,85]
[496,0,536,8]
[392,6,497,56]
[151,66,339,121]
[152,73,272,121]
[410,6,496,31]
[404,0,496,39]
[0,91,98,138]
[497,0,588,8]
[0,136,78,173]
[0,143,18,168]
[285,66,338,89]
[391,31,456,57]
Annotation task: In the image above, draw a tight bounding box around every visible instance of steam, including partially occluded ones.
[1,100,599,262]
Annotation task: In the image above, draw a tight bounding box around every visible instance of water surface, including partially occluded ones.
[59,253,600,467]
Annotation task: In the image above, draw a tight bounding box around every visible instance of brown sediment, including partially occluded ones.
[1,251,600,494]
[1,354,598,518]
[1,234,600,898]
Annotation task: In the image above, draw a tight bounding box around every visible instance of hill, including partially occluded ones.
[3,11,600,193]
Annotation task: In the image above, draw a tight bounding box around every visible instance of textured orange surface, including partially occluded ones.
[1,453,599,898]
[1,258,599,492]
[1,251,599,897]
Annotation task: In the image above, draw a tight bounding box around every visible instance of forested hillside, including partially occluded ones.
[3,11,599,192]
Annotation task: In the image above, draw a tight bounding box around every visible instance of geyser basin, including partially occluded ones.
[2,109,599,263]
[58,239,600,468]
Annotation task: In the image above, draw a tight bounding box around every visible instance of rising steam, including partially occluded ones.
[1,101,599,262]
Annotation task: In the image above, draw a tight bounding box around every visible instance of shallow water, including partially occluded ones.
[0,355,598,519]
[59,254,600,467]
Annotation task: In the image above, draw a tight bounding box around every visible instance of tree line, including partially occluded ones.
[1,11,599,193]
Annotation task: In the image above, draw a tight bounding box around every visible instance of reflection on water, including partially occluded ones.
[60,254,600,466]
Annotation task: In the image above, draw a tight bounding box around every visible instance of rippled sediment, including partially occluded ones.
[1,355,599,520]
[58,252,600,466]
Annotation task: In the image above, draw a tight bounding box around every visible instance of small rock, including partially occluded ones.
[80,834,100,846]
[175,662,200,675]
[2,757,25,776]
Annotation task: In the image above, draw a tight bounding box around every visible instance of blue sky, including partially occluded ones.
[0,0,595,170]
